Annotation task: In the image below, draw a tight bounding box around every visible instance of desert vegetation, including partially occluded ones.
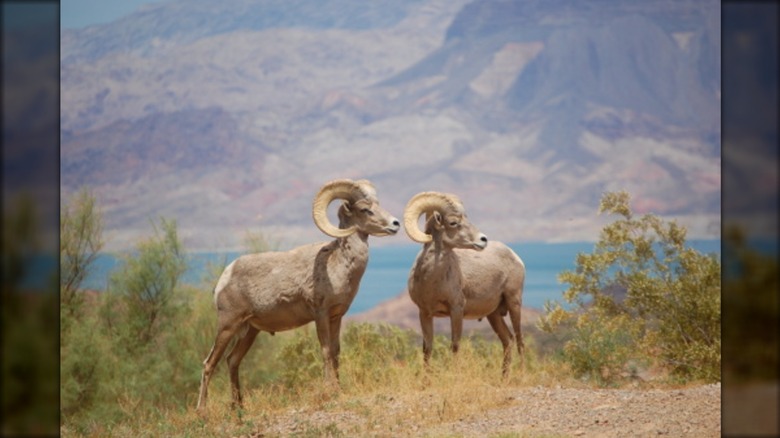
[59,189,722,437]
[538,191,721,384]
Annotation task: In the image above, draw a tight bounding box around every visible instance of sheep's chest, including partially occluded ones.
[314,247,368,311]
[409,251,463,310]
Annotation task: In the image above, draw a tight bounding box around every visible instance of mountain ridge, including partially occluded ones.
[60,0,720,251]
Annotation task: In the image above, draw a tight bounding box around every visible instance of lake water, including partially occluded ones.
[82,240,721,315]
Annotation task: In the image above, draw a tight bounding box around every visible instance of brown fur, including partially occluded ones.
[405,192,525,377]
[197,180,399,411]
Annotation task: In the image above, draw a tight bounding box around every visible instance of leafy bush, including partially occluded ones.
[61,217,198,430]
[107,217,187,350]
[340,323,419,388]
[61,309,105,418]
[276,326,325,389]
[60,188,104,321]
[539,191,721,384]
[561,312,644,385]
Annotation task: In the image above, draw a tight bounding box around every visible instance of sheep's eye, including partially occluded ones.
[449,221,458,227]
[361,208,374,216]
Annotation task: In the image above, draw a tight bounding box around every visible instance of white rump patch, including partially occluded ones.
[214,260,236,306]
[511,249,525,268]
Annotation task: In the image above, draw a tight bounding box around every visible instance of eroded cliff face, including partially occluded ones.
[60,0,720,251]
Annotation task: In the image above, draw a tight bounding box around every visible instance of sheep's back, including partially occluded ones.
[456,241,525,296]
[227,242,328,312]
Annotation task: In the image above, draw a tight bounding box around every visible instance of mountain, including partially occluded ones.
[60,0,720,251]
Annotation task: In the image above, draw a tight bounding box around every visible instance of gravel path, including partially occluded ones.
[435,384,721,437]
[248,383,720,437]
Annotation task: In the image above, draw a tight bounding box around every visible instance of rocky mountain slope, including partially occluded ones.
[61,0,720,251]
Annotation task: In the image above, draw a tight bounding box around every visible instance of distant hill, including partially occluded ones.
[347,290,542,336]
[60,0,720,251]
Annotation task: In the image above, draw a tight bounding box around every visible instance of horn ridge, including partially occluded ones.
[403,192,461,243]
[312,179,359,238]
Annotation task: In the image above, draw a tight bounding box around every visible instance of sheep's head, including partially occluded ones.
[403,191,487,250]
[312,179,400,238]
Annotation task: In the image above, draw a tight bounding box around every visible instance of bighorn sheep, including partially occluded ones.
[197,179,400,410]
[404,192,525,376]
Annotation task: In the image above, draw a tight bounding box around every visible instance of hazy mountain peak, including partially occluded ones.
[61,0,720,251]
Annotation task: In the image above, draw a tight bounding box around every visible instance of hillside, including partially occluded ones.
[347,290,541,336]
[60,0,720,251]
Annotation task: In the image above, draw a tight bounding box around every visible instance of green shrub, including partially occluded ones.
[60,188,104,321]
[340,322,419,387]
[539,191,721,384]
[61,310,104,418]
[561,312,644,385]
[107,217,186,350]
[277,326,323,389]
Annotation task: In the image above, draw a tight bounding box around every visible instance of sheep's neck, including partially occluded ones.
[421,232,456,267]
[416,237,459,292]
[335,231,370,267]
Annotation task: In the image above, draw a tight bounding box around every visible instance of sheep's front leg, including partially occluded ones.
[419,310,434,367]
[329,314,344,380]
[314,313,338,384]
[449,305,465,355]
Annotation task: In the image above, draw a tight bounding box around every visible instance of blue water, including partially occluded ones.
[81,239,721,315]
[357,242,588,314]
[358,240,721,314]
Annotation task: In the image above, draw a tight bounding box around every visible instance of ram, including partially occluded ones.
[404,191,525,376]
[197,179,400,410]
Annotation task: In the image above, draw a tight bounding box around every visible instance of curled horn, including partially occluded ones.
[312,179,360,238]
[403,192,462,243]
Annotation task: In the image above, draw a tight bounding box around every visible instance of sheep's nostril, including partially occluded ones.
[392,220,400,227]
[480,236,488,243]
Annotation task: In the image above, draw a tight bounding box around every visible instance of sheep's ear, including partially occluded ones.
[432,211,444,230]
[341,201,354,217]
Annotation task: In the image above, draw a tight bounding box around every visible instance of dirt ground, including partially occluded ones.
[249,383,721,437]
[432,384,721,437]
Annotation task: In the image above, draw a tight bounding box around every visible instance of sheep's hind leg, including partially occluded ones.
[487,311,514,378]
[506,294,524,364]
[226,325,259,409]
[197,321,242,411]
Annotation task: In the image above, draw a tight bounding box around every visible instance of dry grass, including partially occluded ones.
[60,287,588,438]
[74,329,578,438]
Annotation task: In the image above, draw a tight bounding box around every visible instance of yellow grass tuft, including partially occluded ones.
[61,289,580,438]
[110,325,579,438]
